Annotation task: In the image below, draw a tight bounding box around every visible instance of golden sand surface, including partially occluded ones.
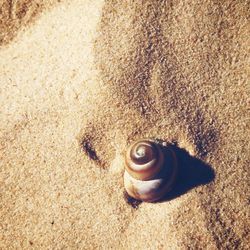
[0,0,249,249]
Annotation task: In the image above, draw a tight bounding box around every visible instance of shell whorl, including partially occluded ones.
[125,139,164,181]
[124,139,178,202]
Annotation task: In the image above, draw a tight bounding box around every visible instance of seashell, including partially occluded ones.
[124,139,178,202]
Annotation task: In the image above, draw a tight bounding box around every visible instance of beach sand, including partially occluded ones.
[0,0,249,249]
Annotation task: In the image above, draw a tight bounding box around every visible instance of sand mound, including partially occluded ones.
[0,0,249,249]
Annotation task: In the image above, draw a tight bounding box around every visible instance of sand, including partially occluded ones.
[0,0,249,249]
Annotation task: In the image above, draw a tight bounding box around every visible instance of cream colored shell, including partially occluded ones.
[124,139,177,202]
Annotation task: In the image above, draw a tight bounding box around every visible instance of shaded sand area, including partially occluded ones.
[0,0,249,249]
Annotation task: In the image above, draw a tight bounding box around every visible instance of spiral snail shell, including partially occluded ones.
[124,139,178,202]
